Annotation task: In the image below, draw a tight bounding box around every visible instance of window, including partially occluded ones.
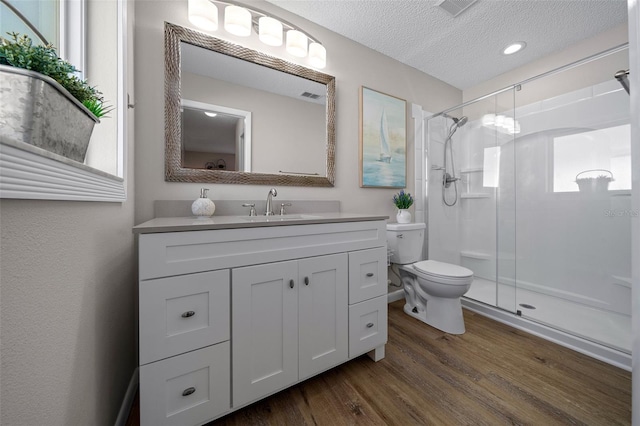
[553,124,631,192]
[0,0,127,201]
[0,0,85,75]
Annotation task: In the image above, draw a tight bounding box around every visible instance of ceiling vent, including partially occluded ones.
[437,0,478,17]
[300,91,321,99]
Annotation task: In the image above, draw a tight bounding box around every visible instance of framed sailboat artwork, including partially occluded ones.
[359,86,407,188]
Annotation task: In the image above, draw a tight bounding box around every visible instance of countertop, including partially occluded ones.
[133,212,389,234]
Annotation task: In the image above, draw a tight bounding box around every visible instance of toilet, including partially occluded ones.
[387,222,474,334]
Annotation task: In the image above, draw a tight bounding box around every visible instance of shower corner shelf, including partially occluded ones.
[460,167,484,174]
[460,193,491,199]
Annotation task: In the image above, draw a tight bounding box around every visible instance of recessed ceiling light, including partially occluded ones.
[502,42,526,55]
[204,111,217,117]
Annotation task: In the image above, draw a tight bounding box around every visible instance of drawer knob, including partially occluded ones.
[289,279,294,289]
[366,322,374,328]
[181,311,196,318]
[182,387,196,397]
[366,273,374,277]
[304,276,309,286]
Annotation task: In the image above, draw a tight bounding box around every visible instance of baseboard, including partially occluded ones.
[387,288,404,303]
[115,367,139,426]
[461,298,632,371]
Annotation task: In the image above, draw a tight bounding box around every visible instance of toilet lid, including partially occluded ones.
[414,260,473,278]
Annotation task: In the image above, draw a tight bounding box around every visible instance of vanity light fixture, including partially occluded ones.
[502,42,526,55]
[186,0,327,69]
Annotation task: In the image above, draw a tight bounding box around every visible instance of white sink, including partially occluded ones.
[239,214,323,222]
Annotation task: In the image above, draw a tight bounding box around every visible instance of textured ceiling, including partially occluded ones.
[266,0,628,89]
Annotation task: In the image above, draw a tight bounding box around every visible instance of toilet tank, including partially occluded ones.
[386,222,426,264]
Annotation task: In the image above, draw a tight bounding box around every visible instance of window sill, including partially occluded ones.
[0,140,126,202]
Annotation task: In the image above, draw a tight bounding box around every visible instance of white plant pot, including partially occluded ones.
[396,209,411,224]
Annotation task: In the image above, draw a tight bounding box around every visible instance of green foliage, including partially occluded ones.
[393,190,413,209]
[0,32,110,118]
[83,98,113,119]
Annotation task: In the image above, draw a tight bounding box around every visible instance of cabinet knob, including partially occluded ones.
[289,279,294,288]
[304,276,309,286]
[366,322,374,328]
[182,387,196,397]
[181,311,195,318]
[366,273,374,277]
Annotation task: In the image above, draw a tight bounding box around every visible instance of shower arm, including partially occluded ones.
[615,69,630,95]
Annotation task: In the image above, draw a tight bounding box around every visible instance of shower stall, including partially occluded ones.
[423,44,632,365]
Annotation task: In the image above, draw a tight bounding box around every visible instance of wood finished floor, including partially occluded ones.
[127,300,631,426]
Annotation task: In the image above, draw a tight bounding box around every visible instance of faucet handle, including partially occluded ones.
[242,203,257,216]
[280,203,292,216]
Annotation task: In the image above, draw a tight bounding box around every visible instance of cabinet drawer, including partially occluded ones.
[348,295,388,358]
[140,342,230,426]
[140,270,230,365]
[348,247,387,304]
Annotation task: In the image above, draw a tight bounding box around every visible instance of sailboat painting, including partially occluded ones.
[360,87,406,187]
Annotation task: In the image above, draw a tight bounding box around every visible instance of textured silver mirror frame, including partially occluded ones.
[165,22,336,187]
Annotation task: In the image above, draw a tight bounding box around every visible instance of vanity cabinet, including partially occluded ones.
[136,219,387,426]
[232,254,348,407]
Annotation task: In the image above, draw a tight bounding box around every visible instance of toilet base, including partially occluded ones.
[403,296,466,334]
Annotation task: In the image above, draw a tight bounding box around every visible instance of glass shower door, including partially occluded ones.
[512,50,632,352]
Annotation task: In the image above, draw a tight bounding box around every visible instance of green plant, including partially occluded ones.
[393,190,413,209]
[0,32,111,118]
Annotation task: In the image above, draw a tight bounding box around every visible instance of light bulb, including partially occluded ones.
[259,16,283,46]
[188,0,218,31]
[308,42,326,68]
[286,30,308,57]
[224,5,251,37]
[503,42,526,55]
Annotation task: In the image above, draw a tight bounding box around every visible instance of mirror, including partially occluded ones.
[165,22,336,186]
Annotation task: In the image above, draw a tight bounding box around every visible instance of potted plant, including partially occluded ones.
[393,189,414,223]
[0,32,111,163]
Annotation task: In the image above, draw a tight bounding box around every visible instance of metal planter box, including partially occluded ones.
[0,64,99,163]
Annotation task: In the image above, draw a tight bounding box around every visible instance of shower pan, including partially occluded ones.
[425,44,632,365]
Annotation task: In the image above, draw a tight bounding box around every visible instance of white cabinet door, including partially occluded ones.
[232,261,299,408]
[298,254,348,380]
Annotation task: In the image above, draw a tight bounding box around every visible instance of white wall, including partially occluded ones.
[133,0,461,224]
[0,1,136,425]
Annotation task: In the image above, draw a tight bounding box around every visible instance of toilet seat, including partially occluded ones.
[413,260,473,286]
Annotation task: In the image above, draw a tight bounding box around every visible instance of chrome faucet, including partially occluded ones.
[264,188,277,215]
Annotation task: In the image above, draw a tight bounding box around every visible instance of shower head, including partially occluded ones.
[446,115,468,140]
[453,116,468,128]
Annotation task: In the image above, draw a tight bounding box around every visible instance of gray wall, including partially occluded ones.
[0,1,137,425]
[134,0,462,224]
